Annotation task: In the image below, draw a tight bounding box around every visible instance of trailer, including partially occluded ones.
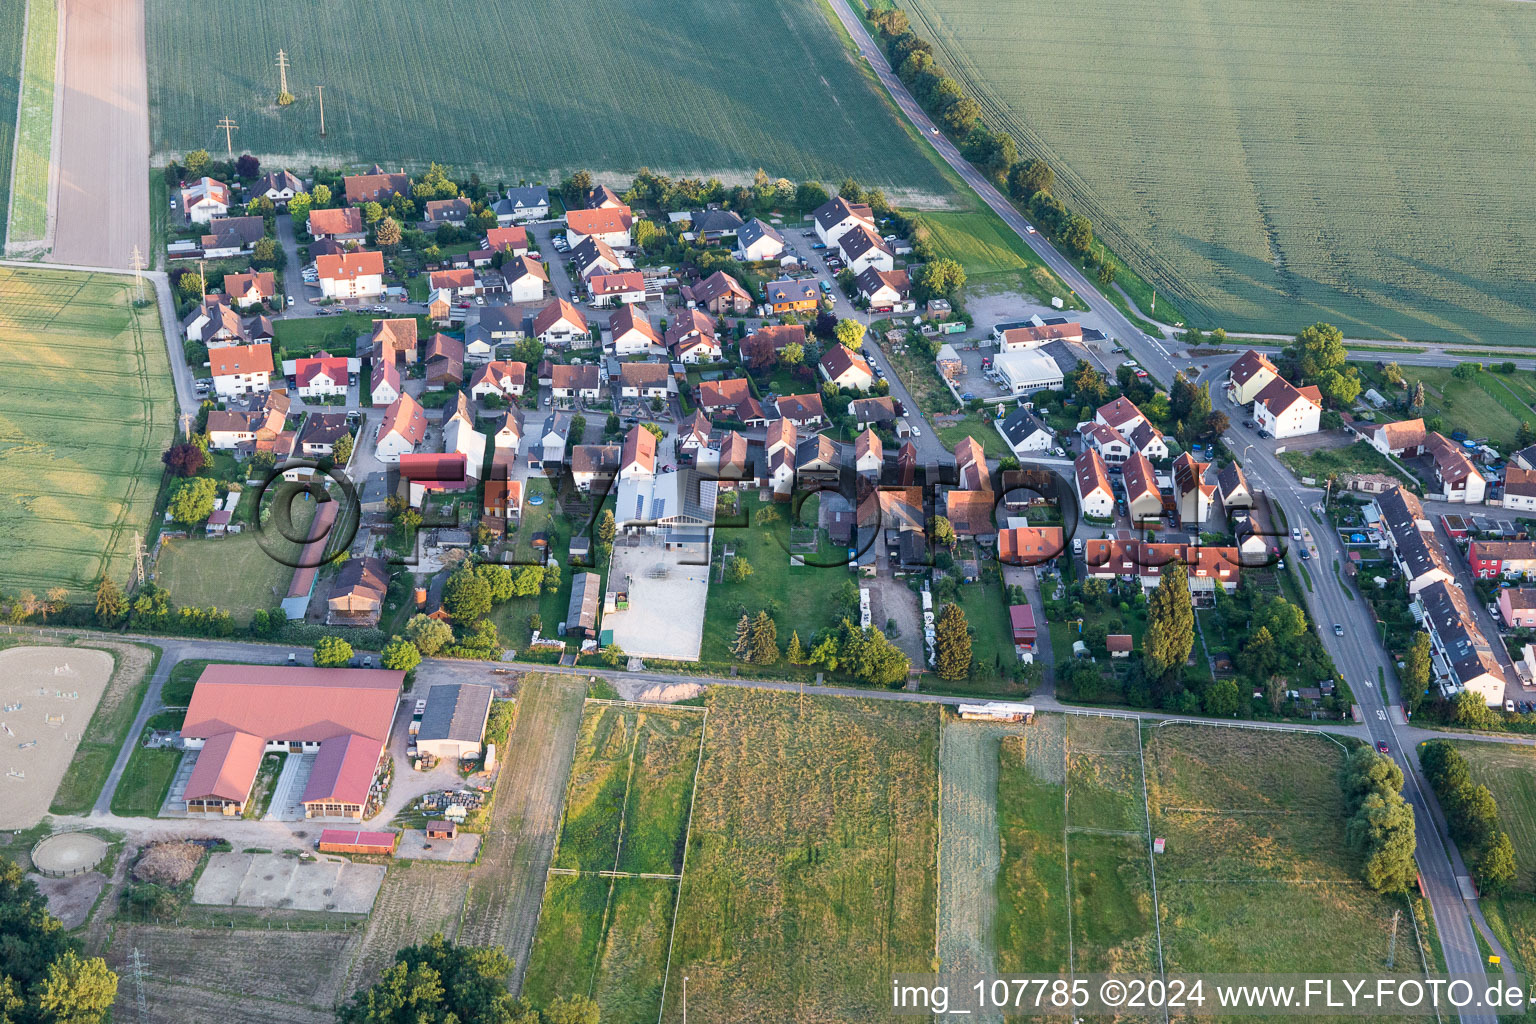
[956,701,1036,724]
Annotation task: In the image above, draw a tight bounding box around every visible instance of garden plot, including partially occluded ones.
[193,851,385,914]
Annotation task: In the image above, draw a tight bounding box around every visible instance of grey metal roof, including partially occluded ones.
[417,683,494,743]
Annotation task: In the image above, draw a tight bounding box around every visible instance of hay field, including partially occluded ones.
[143,0,952,200]
[7,0,56,245]
[0,646,112,828]
[661,689,939,1023]
[902,0,1536,344]
[0,267,173,594]
[0,0,21,248]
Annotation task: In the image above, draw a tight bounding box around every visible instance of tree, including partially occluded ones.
[913,257,965,301]
[749,610,779,664]
[252,236,279,264]
[834,318,866,350]
[601,644,625,667]
[1237,625,1277,679]
[543,561,562,594]
[406,614,454,656]
[1203,678,1240,716]
[287,192,312,222]
[1449,783,1500,854]
[332,432,355,465]
[313,635,353,667]
[375,216,402,250]
[1453,688,1499,730]
[34,949,118,1024]
[562,169,594,206]
[1520,421,1536,450]
[796,180,830,212]
[1293,322,1347,379]
[1070,362,1111,405]
[726,556,753,583]
[927,514,957,548]
[1097,259,1117,286]
[162,441,207,477]
[1477,831,1518,894]
[839,620,910,685]
[1143,563,1194,683]
[380,637,421,673]
[1418,739,1469,794]
[337,935,523,1024]
[167,476,217,524]
[1348,791,1419,894]
[442,566,492,622]
[1402,631,1433,713]
[1059,214,1094,257]
[1205,410,1230,437]
[1007,158,1053,201]
[935,603,972,680]
[183,149,210,176]
[360,201,384,226]
[596,509,616,546]
[310,182,332,207]
[812,310,838,340]
[786,630,807,665]
[476,563,515,602]
[780,341,804,367]
[731,613,751,660]
[177,267,205,301]
[93,575,126,626]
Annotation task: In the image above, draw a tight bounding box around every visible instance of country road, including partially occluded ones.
[820,0,1510,1013]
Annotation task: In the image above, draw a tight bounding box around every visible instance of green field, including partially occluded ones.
[661,689,939,1022]
[1277,440,1417,489]
[993,718,1432,1001]
[0,0,23,248]
[1353,363,1535,453]
[111,710,184,817]
[1454,742,1536,892]
[920,208,1081,307]
[901,0,1536,344]
[525,702,704,1024]
[144,0,952,199]
[155,504,317,624]
[0,268,174,594]
[7,0,56,244]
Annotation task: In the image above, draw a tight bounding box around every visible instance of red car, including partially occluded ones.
[1377,741,1390,754]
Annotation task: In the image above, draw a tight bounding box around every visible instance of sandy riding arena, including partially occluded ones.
[0,646,113,828]
[31,831,108,876]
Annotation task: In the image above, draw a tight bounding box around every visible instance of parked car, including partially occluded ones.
[1257,429,1272,439]
[1135,370,1148,379]
[1243,419,1256,428]
[286,295,295,307]
[811,242,827,250]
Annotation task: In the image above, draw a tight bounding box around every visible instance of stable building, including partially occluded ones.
[415,683,495,761]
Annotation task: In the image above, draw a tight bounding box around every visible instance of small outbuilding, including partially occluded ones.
[415,683,495,760]
[318,829,398,856]
[426,821,457,840]
[1107,634,1134,658]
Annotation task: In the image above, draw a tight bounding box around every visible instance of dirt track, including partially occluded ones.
[48,0,149,267]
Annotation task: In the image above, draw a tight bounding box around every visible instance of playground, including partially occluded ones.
[0,646,113,827]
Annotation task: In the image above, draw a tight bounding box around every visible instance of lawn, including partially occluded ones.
[902,0,1536,345]
[0,0,21,249]
[661,688,939,1022]
[698,494,849,668]
[934,412,1007,457]
[50,642,162,815]
[1277,440,1418,489]
[144,0,952,198]
[941,579,1030,695]
[272,312,376,359]
[1452,741,1536,892]
[920,208,1083,308]
[1354,363,1530,453]
[110,710,185,817]
[155,525,310,624]
[0,268,175,595]
[6,0,56,245]
[161,658,216,708]
[991,717,1433,994]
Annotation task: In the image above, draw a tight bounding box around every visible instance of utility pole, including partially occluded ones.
[197,258,207,301]
[216,116,238,158]
[129,245,146,302]
[1385,909,1400,969]
[131,948,147,1024]
[275,49,292,104]
[132,532,146,590]
[317,85,326,136]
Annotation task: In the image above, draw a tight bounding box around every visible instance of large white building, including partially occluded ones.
[1253,378,1322,439]
[993,349,1065,394]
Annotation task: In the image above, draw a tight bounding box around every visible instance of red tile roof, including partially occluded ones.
[566,205,634,236]
[308,207,364,236]
[485,225,527,251]
[316,250,385,282]
[209,343,274,378]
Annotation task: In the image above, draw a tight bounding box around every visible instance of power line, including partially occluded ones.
[216,116,239,158]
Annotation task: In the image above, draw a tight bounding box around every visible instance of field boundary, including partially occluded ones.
[654,705,709,1024]
[1135,724,1168,1023]
[1153,717,1350,751]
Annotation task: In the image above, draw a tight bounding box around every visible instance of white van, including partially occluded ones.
[1072,538,1084,556]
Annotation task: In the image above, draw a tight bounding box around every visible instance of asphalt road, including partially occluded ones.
[822,0,1509,1006]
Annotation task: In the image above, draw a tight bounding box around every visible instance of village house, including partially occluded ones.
[850,395,901,432]
[1358,417,1427,458]
[254,169,303,207]
[684,270,753,315]
[998,526,1066,566]
[370,318,419,365]
[490,185,549,224]
[199,216,266,258]
[609,305,661,356]
[775,392,826,428]
[533,299,589,348]
[1082,539,1241,602]
[370,361,401,405]
[570,444,621,492]
[293,353,349,398]
[763,278,819,315]
[689,207,745,245]
[326,557,389,628]
[999,322,1083,349]
[678,411,713,459]
[550,364,603,405]
[180,177,230,223]
[1120,451,1163,524]
[741,323,806,368]
[343,168,410,206]
[206,392,288,451]
[1415,579,1507,706]
[586,185,625,209]
[855,267,910,308]
[854,428,883,477]
[995,406,1052,455]
[308,206,366,242]
[484,224,529,255]
[819,345,876,391]
[428,267,478,300]
[955,436,992,492]
[1172,452,1219,526]
[502,256,548,303]
[1081,422,1133,465]
[737,218,786,261]
[1498,588,1536,629]
[565,205,634,248]
[398,452,468,508]
[423,197,473,226]
[571,237,622,280]
[1224,349,1281,405]
[696,378,752,417]
[618,362,673,401]
[1425,432,1487,503]
[530,412,572,471]
[588,271,646,307]
[620,425,657,480]
[469,360,527,400]
[1503,467,1536,512]
[317,250,385,301]
[764,418,797,496]
[1075,449,1114,519]
[375,393,428,463]
[222,269,276,309]
[835,223,894,275]
[425,333,465,391]
[812,195,875,247]
[210,343,273,398]
[298,413,351,457]
[442,400,486,479]
[1253,377,1323,439]
[1467,539,1536,579]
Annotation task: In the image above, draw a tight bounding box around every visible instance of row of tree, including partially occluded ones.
[1340,747,1418,894]
[0,857,118,1024]
[1420,741,1518,893]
